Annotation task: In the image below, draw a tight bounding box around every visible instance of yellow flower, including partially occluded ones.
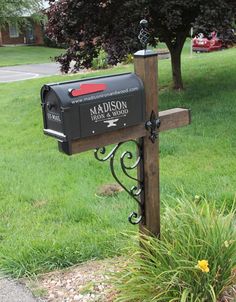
[224,240,229,248]
[196,260,210,273]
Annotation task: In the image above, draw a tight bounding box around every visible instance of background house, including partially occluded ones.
[0,0,50,47]
[0,19,44,46]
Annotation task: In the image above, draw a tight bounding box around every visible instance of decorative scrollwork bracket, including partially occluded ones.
[145,110,161,143]
[94,140,144,225]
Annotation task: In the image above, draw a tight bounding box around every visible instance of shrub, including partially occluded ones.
[122,54,134,65]
[43,31,67,49]
[92,49,109,70]
[114,197,236,302]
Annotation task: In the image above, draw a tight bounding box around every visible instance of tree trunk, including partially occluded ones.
[165,33,188,90]
[170,47,184,90]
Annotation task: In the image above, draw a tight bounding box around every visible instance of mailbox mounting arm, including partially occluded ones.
[94,140,144,225]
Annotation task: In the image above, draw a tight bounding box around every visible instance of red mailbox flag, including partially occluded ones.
[69,84,107,97]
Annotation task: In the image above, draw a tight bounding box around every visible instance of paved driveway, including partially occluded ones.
[0,278,40,302]
[0,63,61,83]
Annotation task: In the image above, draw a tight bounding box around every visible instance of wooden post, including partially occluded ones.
[134,50,160,237]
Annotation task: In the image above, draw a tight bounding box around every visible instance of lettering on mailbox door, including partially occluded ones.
[89,100,129,125]
[77,82,144,137]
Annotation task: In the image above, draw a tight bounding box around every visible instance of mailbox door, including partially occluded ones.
[43,89,64,139]
[79,92,144,137]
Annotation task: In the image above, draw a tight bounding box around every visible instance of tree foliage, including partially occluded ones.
[46,0,236,89]
[0,0,43,27]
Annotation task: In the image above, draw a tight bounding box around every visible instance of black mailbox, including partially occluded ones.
[41,73,145,142]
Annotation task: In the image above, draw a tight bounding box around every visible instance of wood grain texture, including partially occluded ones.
[58,108,191,155]
[134,53,160,237]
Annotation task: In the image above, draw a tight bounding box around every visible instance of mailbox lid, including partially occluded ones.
[43,72,144,108]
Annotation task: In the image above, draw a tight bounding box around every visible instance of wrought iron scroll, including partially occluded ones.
[94,140,144,225]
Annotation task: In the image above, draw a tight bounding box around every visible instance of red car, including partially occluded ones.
[193,32,223,52]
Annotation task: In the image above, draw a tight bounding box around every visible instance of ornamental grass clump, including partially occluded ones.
[114,197,236,302]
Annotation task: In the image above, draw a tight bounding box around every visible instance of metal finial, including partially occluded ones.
[140,19,148,28]
[138,19,150,50]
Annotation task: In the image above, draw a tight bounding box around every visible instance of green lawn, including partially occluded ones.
[0,46,64,67]
[0,45,235,277]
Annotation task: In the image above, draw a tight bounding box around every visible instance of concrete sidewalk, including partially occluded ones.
[0,278,41,302]
[0,62,61,83]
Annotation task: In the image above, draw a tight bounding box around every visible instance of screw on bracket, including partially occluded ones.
[145,111,161,143]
